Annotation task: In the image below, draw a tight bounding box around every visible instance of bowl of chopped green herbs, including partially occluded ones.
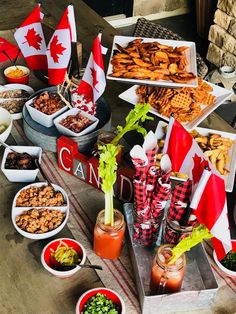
[76,287,125,314]
[213,246,236,278]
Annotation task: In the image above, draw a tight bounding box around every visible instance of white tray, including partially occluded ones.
[119,82,233,131]
[107,35,198,88]
[155,120,236,192]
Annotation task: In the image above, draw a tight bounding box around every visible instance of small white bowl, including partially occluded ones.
[213,250,236,278]
[1,145,42,182]
[1,84,34,120]
[12,182,69,240]
[41,238,86,278]
[76,287,126,314]
[0,107,12,143]
[53,108,99,137]
[25,93,68,128]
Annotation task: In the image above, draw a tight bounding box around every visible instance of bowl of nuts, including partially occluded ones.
[53,108,99,137]
[0,107,13,144]
[41,238,86,278]
[11,182,69,239]
[1,145,42,182]
[25,91,68,128]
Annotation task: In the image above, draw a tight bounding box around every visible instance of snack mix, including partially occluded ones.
[15,208,65,233]
[16,185,65,207]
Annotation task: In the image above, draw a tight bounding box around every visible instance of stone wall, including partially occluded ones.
[133,0,189,17]
[207,0,236,67]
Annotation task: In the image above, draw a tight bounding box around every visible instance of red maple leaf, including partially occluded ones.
[49,35,66,63]
[192,154,210,184]
[90,67,99,92]
[23,28,42,50]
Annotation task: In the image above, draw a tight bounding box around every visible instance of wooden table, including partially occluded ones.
[0,1,235,314]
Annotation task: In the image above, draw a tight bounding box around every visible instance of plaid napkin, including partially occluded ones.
[133,179,150,219]
[133,215,160,247]
[164,179,197,244]
[151,169,171,220]
[167,179,192,222]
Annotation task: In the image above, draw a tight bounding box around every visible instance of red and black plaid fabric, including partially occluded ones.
[167,179,192,222]
[133,178,151,218]
[131,157,148,178]
[133,214,160,246]
[145,146,158,173]
[163,218,195,244]
[151,170,171,219]
[146,166,158,199]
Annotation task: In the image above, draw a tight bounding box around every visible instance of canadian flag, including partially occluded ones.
[75,33,106,115]
[14,4,47,70]
[162,117,220,186]
[190,169,232,260]
[46,5,75,85]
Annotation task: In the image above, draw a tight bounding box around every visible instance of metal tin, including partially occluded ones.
[22,86,112,153]
[124,203,218,314]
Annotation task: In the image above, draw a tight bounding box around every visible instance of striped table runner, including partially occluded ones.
[11,120,236,314]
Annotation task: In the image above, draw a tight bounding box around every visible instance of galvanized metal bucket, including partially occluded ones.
[22,86,112,153]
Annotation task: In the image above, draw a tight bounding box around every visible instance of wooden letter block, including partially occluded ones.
[86,157,101,189]
[117,166,134,202]
[73,152,89,181]
[57,136,78,174]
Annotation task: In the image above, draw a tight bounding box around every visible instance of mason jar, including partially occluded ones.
[162,217,195,244]
[150,244,186,295]
[93,209,126,260]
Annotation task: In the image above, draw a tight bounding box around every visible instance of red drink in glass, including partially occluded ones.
[150,244,186,294]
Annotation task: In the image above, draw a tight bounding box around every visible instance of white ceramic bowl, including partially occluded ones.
[0,107,12,143]
[41,238,86,278]
[53,108,99,137]
[76,287,126,314]
[1,146,42,182]
[213,250,236,278]
[0,84,35,120]
[25,93,68,128]
[12,182,69,240]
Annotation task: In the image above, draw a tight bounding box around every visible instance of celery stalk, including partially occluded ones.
[168,225,213,264]
[112,103,153,146]
[98,144,118,226]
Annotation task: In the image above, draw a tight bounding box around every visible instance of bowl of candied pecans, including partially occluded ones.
[1,145,42,182]
[41,238,86,278]
[11,182,69,239]
[53,107,99,137]
[25,91,68,128]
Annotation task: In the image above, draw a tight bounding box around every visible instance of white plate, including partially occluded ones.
[53,108,99,137]
[155,120,236,192]
[0,84,34,120]
[119,82,233,131]
[107,35,198,88]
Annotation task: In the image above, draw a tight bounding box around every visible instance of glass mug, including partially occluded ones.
[93,209,126,260]
[150,244,186,295]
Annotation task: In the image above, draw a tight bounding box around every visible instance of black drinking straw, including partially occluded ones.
[1,50,15,65]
